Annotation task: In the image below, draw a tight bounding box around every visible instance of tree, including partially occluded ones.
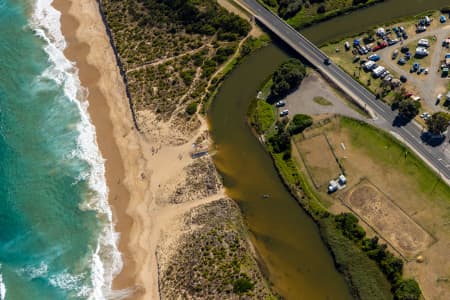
[268,131,291,153]
[270,59,306,100]
[393,279,422,300]
[288,114,313,134]
[398,99,420,119]
[317,4,326,14]
[426,112,450,135]
[335,213,366,241]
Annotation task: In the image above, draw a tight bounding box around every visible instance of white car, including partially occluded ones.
[420,112,430,119]
[279,109,289,117]
[275,100,286,107]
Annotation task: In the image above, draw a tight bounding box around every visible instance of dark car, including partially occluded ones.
[400,46,409,53]
[324,57,331,65]
[400,75,407,83]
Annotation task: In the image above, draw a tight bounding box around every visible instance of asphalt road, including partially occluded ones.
[241,0,450,180]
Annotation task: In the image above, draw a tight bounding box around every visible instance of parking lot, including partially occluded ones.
[322,12,450,116]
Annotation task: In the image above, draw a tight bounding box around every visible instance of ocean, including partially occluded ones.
[0,0,121,299]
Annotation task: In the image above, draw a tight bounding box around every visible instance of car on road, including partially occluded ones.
[436,94,442,105]
[392,49,399,59]
[275,100,286,107]
[324,57,331,65]
[368,54,380,61]
[279,109,289,117]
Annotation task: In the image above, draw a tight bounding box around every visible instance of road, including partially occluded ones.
[239,0,450,180]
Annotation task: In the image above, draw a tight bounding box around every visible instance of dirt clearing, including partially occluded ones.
[343,180,435,259]
[295,134,341,189]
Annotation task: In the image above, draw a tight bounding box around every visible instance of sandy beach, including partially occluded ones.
[52,0,147,297]
[52,1,230,299]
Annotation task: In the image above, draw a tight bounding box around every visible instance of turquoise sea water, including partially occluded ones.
[0,0,119,299]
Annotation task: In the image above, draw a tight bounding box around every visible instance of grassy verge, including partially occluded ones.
[313,96,333,106]
[339,116,450,200]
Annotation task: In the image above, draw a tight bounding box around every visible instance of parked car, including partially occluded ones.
[368,54,380,61]
[400,75,408,83]
[392,49,399,59]
[275,100,286,107]
[380,70,390,79]
[400,46,409,53]
[402,32,409,39]
[440,15,447,23]
[388,39,399,46]
[416,26,426,33]
[420,112,430,120]
[279,109,289,117]
[397,58,406,65]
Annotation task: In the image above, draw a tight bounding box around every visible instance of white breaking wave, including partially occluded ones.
[0,265,6,300]
[29,0,123,299]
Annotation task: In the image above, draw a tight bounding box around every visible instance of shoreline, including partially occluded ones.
[51,0,142,296]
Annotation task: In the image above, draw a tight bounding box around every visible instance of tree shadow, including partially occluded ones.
[392,115,413,127]
[420,132,445,147]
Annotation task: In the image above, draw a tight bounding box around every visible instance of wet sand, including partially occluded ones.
[52,0,141,295]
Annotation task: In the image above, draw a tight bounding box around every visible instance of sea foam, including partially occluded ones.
[30,0,123,299]
[0,265,6,300]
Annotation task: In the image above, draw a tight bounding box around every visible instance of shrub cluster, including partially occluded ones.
[270,58,306,100]
[333,213,421,300]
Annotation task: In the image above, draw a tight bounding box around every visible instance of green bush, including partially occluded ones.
[288,114,313,134]
[268,131,291,153]
[233,276,254,294]
[186,102,198,115]
[335,213,366,242]
[393,279,422,300]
